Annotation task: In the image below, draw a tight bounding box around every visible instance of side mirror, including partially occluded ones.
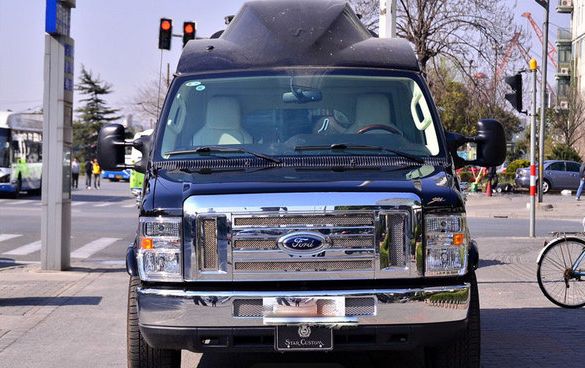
[98,123,152,174]
[446,119,506,169]
[98,124,129,171]
[132,133,152,174]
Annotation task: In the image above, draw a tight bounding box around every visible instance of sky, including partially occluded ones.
[0,0,571,126]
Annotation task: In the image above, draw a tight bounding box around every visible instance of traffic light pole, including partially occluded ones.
[529,59,538,238]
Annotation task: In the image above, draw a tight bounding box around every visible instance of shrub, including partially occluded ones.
[458,171,474,183]
[506,159,530,175]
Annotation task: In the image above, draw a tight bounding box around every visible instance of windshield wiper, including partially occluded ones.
[165,146,282,164]
[294,143,425,165]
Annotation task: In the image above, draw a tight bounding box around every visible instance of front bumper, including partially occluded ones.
[137,283,470,352]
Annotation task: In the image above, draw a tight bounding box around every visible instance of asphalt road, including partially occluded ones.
[0,178,137,268]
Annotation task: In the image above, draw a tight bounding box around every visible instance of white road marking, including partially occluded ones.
[94,203,112,207]
[71,201,87,206]
[71,237,120,258]
[3,240,41,255]
[122,204,136,208]
[0,234,22,243]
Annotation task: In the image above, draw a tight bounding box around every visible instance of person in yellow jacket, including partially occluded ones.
[92,158,101,189]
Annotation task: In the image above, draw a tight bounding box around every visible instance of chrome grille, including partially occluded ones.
[200,218,218,270]
[233,236,373,250]
[345,297,376,316]
[232,297,376,318]
[233,299,263,317]
[384,213,407,267]
[183,192,419,281]
[234,260,373,272]
[234,215,374,227]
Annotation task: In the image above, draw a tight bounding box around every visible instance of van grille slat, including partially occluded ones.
[234,215,373,227]
[234,260,373,272]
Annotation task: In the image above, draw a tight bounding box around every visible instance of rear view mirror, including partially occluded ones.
[98,124,129,171]
[98,123,152,174]
[446,119,506,169]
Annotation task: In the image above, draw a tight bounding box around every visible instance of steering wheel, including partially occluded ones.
[356,124,403,135]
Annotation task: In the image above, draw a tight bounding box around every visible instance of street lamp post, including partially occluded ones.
[536,0,550,203]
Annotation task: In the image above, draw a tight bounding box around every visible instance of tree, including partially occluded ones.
[76,66,120,124]
[348,1,520,78]
[74,66,121,160]
[549,87,585,148]
[124,77,167,129]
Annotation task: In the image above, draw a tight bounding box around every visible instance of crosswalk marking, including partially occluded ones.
[3,240,41,255]
[122,204,136,208]
[71,237,121,258]
[0,234,22,243]
[94,203,113,207]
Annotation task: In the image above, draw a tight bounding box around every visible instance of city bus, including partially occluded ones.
[0,111,43,197]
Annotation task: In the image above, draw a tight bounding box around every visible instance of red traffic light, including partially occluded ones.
[182,21,196,47]
[159,18,173,50]
[161,20,172,31]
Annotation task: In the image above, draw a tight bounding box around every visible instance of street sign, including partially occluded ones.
[45,0,76,36]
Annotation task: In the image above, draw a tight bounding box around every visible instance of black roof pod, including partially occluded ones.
[176,0,419,74]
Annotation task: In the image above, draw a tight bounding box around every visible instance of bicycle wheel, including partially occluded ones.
[537,238,585,308]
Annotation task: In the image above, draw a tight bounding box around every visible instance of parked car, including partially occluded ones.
[515,160,581,193]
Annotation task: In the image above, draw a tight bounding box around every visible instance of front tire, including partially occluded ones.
[127,277,181,368]
[425,271,480,368]
[542,179,550,194]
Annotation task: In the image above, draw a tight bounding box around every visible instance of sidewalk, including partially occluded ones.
[465,192,585,220]
[0,264,127,367]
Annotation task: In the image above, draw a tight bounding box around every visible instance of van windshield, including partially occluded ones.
[156,70,443,161]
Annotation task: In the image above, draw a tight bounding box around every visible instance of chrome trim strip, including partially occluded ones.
[137,283,470,327]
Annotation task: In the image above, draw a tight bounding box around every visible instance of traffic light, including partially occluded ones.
[183,21,196,47]
[159,18,173,50]
[504,73,523,113]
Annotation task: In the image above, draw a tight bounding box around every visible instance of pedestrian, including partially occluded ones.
[487,166,498,193]
[576,161,585,200]
[71,157,80,189]
[92,158,101,189]
[84,159,92,189]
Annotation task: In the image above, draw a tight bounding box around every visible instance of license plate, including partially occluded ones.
[275,325,333,351]
[115,175,122,179]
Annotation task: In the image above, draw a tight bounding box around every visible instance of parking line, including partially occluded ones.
[0,234,22,243]
[71,237,120,258]
[3,240,41,255]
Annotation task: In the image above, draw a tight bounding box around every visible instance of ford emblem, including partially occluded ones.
[278,232,329,254]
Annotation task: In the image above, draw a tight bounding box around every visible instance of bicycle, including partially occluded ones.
[537,232,585,308]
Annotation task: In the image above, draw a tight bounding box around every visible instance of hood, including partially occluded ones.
[143,164,465,215]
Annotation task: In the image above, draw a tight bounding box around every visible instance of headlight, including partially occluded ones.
[425,214,468,276]
[137,217,182,281]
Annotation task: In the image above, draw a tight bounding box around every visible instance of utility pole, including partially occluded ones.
[379,0,397,38]
[529,59,538,237]
[536,0,550,203]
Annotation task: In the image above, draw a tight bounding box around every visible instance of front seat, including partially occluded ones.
[346,94,397,133]
[192,96,253,145]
